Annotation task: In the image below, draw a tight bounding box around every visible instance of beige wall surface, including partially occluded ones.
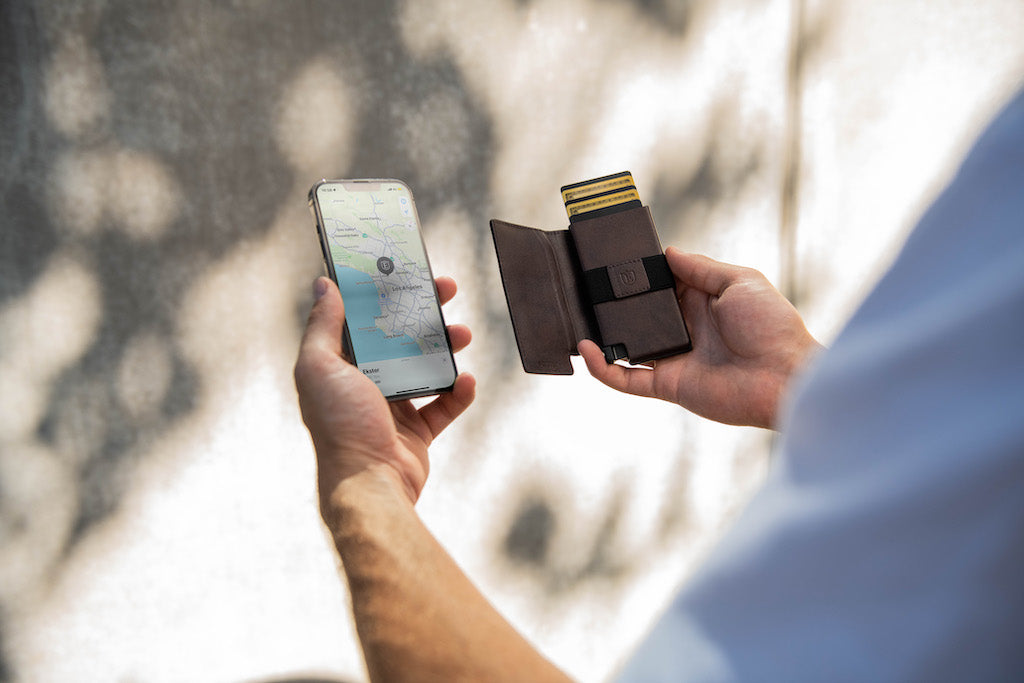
[1,1,1021,681]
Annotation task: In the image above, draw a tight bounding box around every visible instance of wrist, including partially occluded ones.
[767,338,824,429]
[319,462,416,538]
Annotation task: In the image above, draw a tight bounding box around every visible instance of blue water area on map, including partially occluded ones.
[334,266,422,363]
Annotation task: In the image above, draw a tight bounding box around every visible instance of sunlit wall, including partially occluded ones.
[1,1,1022,681]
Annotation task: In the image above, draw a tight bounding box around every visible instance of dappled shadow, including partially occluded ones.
[503,478,668,596]
[2,0,500,558]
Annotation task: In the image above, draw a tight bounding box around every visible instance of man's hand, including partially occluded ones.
[294,276,475,508]
[579,248,822,429]
[294,276,570,683]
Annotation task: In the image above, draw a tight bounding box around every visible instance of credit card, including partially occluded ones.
[560,170,636,204]
[561,171,642,223]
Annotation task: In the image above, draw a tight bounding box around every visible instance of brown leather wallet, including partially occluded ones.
[490,205,692,375]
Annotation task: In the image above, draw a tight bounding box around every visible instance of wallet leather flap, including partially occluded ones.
[490,219,600,374]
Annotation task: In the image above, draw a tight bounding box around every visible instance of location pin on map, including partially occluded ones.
[377,256,395,275]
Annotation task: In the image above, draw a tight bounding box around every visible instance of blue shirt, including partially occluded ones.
[619,88,1024,682]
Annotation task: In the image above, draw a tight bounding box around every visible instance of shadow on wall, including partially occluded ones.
[0,0,496,542]
[0,1,495,677]
[501,454,698,598]
[0,0,788,679]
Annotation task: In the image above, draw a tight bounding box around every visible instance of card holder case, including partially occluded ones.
[490,205,692,375]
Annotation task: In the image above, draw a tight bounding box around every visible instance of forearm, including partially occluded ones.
[322,467,572,683]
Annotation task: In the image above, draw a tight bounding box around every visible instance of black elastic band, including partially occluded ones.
[583,254,673,305]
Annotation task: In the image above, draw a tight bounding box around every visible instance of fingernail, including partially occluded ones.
[313,277,329,300]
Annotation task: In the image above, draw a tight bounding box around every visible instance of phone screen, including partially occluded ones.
[310,179,457,400]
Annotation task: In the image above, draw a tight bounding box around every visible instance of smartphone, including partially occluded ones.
[308,179,457,400]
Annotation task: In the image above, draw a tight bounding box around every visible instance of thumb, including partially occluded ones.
[298,276,345,362]
[666,247,743,297]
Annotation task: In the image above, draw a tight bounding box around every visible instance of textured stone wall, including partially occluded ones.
[1,1,1021,681]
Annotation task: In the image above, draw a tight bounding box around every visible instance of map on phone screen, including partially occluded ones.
[318,182,449,365]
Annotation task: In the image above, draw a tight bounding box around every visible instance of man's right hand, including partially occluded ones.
[295,276,475,508]
[578,247,822,429]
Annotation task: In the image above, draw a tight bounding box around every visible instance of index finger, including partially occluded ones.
[578,339,657,398]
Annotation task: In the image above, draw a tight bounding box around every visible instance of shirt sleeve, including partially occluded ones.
[617,87,1024,683]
